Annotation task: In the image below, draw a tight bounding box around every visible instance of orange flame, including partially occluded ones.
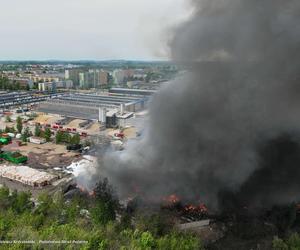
[77,185,95,197]
[163,194,180,204]
[184,203,208,213]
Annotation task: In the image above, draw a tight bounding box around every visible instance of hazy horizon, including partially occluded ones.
[0,59,172,62]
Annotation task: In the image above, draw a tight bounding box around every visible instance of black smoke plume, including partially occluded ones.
[83,0,300,210]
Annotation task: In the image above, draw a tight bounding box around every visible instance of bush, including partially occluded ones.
[157,232,202,250]
[34,124,41,137]
[91,200,116,225]
[4,126,15,133]
[21,127,31,142]
[16,116,23,133]
[44,128,51,142]
[5,116,11,123]
[273,234,300,250]
[135,214,173,237]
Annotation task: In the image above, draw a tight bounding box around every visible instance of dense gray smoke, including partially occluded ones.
[89,0,300,209]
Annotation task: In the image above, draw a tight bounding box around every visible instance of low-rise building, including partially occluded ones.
[29,136,46,144]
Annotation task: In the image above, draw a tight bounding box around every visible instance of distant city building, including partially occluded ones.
[38,82,56,92]
[64,80,73,89]
[124,69,134,78]
[112,70,125,84]
[112,69,134,85]
[78,70,109,88]
[79,72,94,88]
[79,72,85,88]
[65,69,83,87]
[99,70,109,85]
[88,69,98,88]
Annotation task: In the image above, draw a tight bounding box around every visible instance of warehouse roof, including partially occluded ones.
[110,88,156,95]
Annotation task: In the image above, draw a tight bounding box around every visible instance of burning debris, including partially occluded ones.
[162,194,180,205]
[183,204,208,217]
[67,177,300,248]
[161,194,209,222]
[76,184,95,197]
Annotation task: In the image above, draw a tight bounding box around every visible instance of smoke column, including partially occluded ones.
[85,0,300,209]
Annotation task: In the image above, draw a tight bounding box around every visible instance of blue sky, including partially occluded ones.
[0,0,190,60]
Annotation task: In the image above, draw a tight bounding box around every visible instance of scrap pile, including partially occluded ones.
[0,165,57,187]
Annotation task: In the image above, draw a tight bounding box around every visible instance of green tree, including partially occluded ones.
[11,191,32,214]
[287,233,300,249]
[4,126,15,133]
[139,231,156,249]
[21,127,31,142]
[91,200,116,225]
[0,186,11,209]
[34,124,41,137]
[64,200,80,223]
[44,128,51,142]
[273,237,288,250]
[272,234,300,250]
[5,116,11,123]
[83,140,92,147]
[16,116,23,133]
[91,178,118,225]
[70,133,80,145]
[62,132,72,144]
[56,131,63,144]
[34,193,54,216]
[136,214,172,237]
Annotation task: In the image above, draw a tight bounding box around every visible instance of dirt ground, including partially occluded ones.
[34,113,63,125]
[2,141,81,169]
[87,123,101,135]
[123,127,137,139]
[66,119,86,128]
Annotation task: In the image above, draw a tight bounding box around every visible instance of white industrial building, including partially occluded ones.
[38,92,148,121]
